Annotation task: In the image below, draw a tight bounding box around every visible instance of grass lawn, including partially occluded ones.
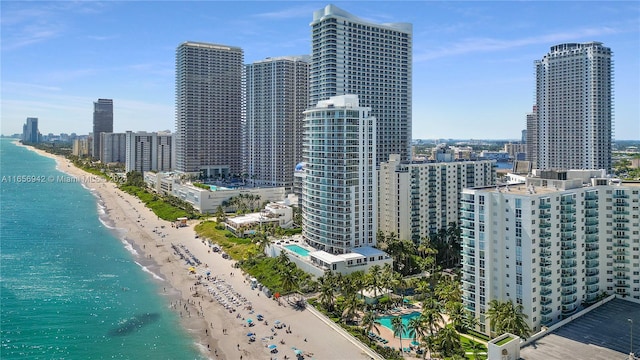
[495,335,515,346]
[460,335,487,360]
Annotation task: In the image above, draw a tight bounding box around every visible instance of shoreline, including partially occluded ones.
[18,141,379,360]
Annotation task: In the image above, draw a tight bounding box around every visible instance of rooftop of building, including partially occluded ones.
[520,297,640,360]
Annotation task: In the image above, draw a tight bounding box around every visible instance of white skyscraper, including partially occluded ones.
[125,131,173,173]
[302,95,376,254]
[244,56,309,191]
[530,42,613,172]
[175,42,243,178]
[461,171,640,335]
[310,4,412,165]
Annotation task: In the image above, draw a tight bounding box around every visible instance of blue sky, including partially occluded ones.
[2,1,639,140]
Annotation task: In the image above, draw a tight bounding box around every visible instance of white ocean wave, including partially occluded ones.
[120,238,139,257]
[134,261,164,281]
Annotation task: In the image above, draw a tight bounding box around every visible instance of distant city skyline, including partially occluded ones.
[1,1,639,139]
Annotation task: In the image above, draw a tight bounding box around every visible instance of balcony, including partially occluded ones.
[586,284,600,294]
[539,203,551,210]
[539,212,551,219]
[614,275,630,280]
[541,316,553,326]
[540,249,552,257]
[562,304,578,315]
[613,242,630,248]
[540,278,552,286]
[614,266,629,272]
[561,279,577,287]
[540,240,552,248]
[586,269,599,277]
[586,259,600,268]
[613,210,630,215]
[586,276,599,285]
[614,217,630,223]
[561,287,577,296]
[585,218,599,226]
[585,234,599,243]
[540,269,552,277]
[561,251,577,259]
[614,258,630,264]
[613,193,629,199]
[539,221,551,229]
[616,282,630,288]
[614,234,630,240]
[541,297,552,306]
[541,307,553,315]
[540,288,552,296]
[561,294,577,304]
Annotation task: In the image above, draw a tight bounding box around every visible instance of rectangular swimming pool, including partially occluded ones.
[285,244,310,257]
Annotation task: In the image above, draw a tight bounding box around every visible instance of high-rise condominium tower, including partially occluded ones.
[93,99,113,160]
[175,42,243,177]
[530,42,613,172]
[310,5,412,165]
[244,56,309,191]
[302,95,376,254]
[22,117,39,143]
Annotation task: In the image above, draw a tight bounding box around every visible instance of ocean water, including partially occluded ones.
[0,139,205,359]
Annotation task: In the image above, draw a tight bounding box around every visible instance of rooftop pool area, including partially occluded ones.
[284,244,310,257]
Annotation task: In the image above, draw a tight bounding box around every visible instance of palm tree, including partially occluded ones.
[341,293,362,324]
[445,301,467,331]
[421,300,444,336]
[280,267,298,295]
[366,264,384,299]
[381,262,395,302]
[421,334,437,360]
[435,323,463,358]
[407,316,426,348]
[486,299,531,338]
[318,273,336,312]
[361,310,382,336]
[391,316,408,357]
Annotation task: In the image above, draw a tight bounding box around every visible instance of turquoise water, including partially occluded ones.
[377,312,421,338]
[285,244,310,257]
[0,139,205,359]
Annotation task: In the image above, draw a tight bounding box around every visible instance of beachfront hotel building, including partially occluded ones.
[244,56,309,191]
[460,170,640,334]
[100,132,126,164]
[301,95,377,254]
[310,4,412,165]
[174,42,243,178]
[21,117,40,144]
[528,42,613,172]
[125,131,173,173]
[93,99,113,161]
[378,155,496,243]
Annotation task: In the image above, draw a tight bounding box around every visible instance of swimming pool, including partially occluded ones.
[377,312,421,338]
[285,244,310,257]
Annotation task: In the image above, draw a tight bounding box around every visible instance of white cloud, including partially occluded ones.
[415,26,620,62]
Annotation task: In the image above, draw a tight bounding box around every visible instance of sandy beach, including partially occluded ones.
[22,143,380,360]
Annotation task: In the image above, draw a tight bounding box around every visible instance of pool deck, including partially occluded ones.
[367,304,438,359]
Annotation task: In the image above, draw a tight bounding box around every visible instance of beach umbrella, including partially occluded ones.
[247,332,254,336]
[274,320,281,324]
[247,319,253,323]
[294,349,303,355]
[268,344,277,349]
